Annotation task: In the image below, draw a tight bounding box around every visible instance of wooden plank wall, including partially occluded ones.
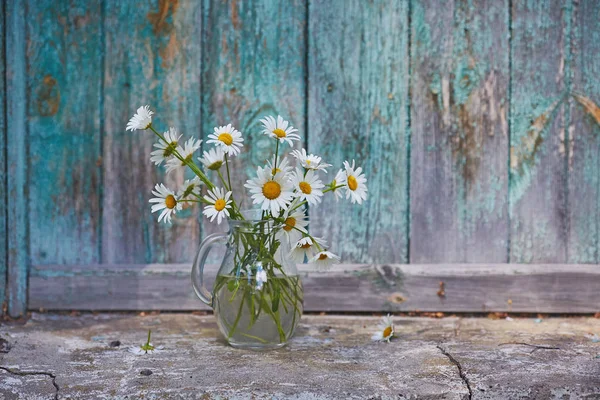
[2,0,600,315]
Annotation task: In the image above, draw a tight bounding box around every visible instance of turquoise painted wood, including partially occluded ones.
[6,0,28,317]
[568,0,600,263]
[0,0,6,311]
[410,0,509,263]
[308,0,410,263]
[27,0,103,265]
[102,0,202,264]
[200,0,307,245]
[509,0,571,263]
[3,0,600,315]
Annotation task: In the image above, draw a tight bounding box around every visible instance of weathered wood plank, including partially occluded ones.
[308,0,409,263]
[6,0,28,317]
[509,0,570,262]
[0,0,7,312]
[567,0,600,263]
[200,0,306,244]
[102,0,202,264]
[410,0,509,263]
[28,264,600,313]
[27,0,103,265]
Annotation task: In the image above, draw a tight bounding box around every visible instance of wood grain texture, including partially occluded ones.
[567,0,600,263]
[0,0,7,312]
[28,263,600,313]
[509,0,570,262]
[200,0,306,243]
[308,0,409,263]
[27,0,103,265]
[6,0,28,317]
[102,0,202,264]
[410,0,509,263]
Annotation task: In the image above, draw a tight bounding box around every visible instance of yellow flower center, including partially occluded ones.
[347,175,358,191]
[318,253,328,260]
[283,217,296,232]
[165,194,177,209]
[208,161,223,170]
[214,198,226,211]
[299,181,312,194]
[218,133,234,146]
[163,142,177,157]
[272,128,286,138]
[301,243,311,249]
[383,326,392,338]
[262,181,281,200]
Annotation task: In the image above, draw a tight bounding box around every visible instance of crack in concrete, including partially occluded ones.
[437,345,472,400]
[0,366,59,399]
[498,342,561,354]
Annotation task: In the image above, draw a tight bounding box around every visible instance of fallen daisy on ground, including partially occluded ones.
[371,314,395,342]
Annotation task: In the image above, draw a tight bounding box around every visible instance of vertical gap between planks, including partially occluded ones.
[199,0,205,244]
[406,0,412,263]
[304,0,310,230]
[304,0,309,150]
[506,0,513,263]
[1,0,7,310]
[563,0,573,260]
[98,0,107,263]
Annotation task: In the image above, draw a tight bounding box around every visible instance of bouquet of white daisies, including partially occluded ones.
[127,105,367,344]
[126,105,367,270]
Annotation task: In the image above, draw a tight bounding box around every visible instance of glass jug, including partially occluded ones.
[191,211,304,350]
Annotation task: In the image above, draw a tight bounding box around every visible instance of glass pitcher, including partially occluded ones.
[191,211,304,350]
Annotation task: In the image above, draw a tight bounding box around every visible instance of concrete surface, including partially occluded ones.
[0,313,599,399]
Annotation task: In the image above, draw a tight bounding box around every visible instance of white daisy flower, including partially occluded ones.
[202,187,232,225]
[126,105,153,131]
[206,124,244,156]
[149,183,182,224]
[266,155,292,176]
[371,314,395,342]
[341,160,368,204]
[199,147,225,171]
[331,169,346,201]
[308,250,340,271]
[260,115,300,146]
[289,236,326,263]
[150,127,181,165]
[255,266,268,291]
[276,204,308,246]
[244,167,295,215]
[178,177,202,201]
[291,148,332,172]
[165,137,202,174]
[291,168,324,206]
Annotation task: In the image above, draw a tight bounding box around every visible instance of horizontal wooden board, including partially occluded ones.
[28,264,600,313]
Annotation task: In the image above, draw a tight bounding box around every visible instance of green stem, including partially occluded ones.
[227,294,246,340]
[240,332,269,343]
[272,140,280,178]
[181,198,211,205]
[260,291,286,342]
[225,154,233,192]
[217,170,230,191]
[149,125,215,189]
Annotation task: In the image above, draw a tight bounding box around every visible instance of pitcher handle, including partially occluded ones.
[191,232,228,307]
